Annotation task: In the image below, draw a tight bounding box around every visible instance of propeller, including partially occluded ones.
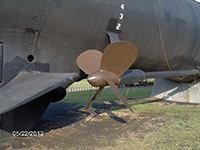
[76,41,138,116]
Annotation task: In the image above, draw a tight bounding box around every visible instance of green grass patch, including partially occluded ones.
[68,79,91,88]
[62,86,152,105]
[107,104,200,150]
[68,79,154,88]
[64,79,200,149]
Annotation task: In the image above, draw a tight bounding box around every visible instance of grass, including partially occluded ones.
[63,79,153,105]
[69,79,154,87]
[107,104,200,150]
[62,86,152,105]
[63,79,200,149]
[68,79,91,88]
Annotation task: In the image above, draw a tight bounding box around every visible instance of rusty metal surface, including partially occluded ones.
[101,41,137,77]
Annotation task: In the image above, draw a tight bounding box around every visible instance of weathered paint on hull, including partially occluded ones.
[0,0,200,87]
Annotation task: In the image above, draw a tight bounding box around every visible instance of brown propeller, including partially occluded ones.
[76,41,138,115]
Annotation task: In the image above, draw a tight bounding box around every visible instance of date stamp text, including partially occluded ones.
[12,131,44,137]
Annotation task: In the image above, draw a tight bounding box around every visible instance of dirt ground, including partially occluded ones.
[0,99,168,150]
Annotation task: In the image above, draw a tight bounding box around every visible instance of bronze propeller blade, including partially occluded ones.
[84,87,104,111]
[76,50,103,74]
[105,78,134,113]
[76,41,138,115]
[101,41,137,77]
[105,78,139,119]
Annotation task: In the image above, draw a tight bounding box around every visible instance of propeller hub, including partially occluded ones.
[87,70,118,87]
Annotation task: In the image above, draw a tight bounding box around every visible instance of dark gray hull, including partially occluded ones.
[0,0,200,85]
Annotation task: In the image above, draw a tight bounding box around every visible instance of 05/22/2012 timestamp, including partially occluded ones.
[12,131,44,137]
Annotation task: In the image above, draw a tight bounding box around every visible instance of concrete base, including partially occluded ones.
[151,78,200,103]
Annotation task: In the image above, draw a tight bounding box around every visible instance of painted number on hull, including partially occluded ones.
[121,4,125,10]
[116,3,125,30]
[116,23,121,30]
[119,13,124,20]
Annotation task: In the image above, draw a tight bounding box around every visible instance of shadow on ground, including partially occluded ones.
[33,100,133,132]
[0,98,168,150]
[34,98,164,133]
[33,103,89,133]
